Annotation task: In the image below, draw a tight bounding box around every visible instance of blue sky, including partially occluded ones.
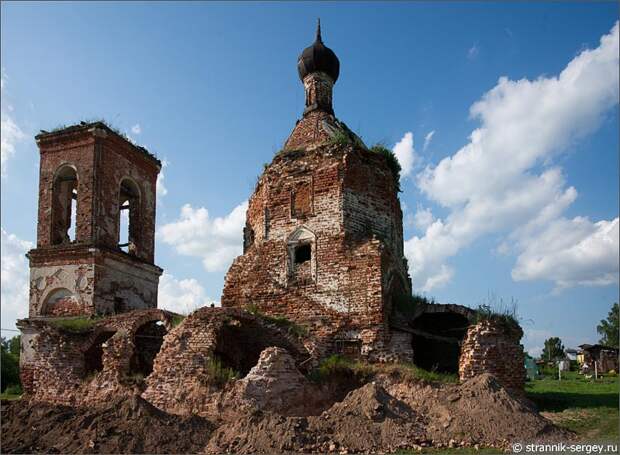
[1,2,618,356]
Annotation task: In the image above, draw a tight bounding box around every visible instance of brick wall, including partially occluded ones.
[141,308,308,417]
[222,141,410,362]
[27,122,162,318]
[18,309,175,406]
[458,320,526,392]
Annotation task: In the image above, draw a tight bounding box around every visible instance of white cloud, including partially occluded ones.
[522,328,552,358]
[1,228,33,331]
[392,132,417,177]
[513,217,619,291]
[423,130,435,152]
[406,22,619,292]
[157,159,168,199]
[412,206,434,232]
[157,201,248,272]
[158,272,217,315]
[468,44,480,60]
[131,124,142,135]
[1,72,25,178]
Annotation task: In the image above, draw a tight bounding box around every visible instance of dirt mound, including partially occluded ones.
[2,373,570,454]
[1,395,214,454]
[206,383,428,454]
[383,373,571,449]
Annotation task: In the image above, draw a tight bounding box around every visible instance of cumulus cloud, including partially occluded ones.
[392,132,417,177]
[513,217,619,291]
[423,130,435,152]
[157,159,168,199]
[1,71,25,177]
[406,22,619,291]
[412,206,434,232]
[522,328,553,358]
[1,228,33,331]
[131,124,142,135]
[158,201,247,272]
[158,272,217,315]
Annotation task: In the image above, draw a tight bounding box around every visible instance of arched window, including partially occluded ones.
[118,178,141,256]
[51,165,78,245]
[287,226,316,284]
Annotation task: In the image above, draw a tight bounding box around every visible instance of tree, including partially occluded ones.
[541,337,565,362]
[1,339,20,392]
[597,303,619,349]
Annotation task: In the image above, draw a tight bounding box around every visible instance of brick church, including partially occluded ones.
[18,22,526,400]
[222,21,414,361]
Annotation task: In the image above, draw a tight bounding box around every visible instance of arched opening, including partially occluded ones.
[213,317,304,378]
[84,331,116,377]
[410,312,470,374]
[287,226,316,285]
[51,165,78,245]
[43,288,81,316]
[129,321,166,377]
[118,178,141,256]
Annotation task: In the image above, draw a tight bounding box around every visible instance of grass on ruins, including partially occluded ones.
[0,384,23,401]
[245,304,308,338]
[48,316,99,334]
[206,357,239,386]
[308,354,458,384]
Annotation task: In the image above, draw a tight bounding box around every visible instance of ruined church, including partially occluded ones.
[17,23,525,408]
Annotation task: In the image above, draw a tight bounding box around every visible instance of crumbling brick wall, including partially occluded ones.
[18,309,176,406]
[27,122,162,318]
[458,320,526,392]
[141,307,309,418]
[222,143,410,362]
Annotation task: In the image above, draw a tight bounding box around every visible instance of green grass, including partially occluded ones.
[329,129,353,146]
[370,144,402,192]
[206,357,239,386]
[0,392,22,401]
[171,314,186,327]
[245,304,308,338]
[526,371,619,442]
[308,355,458,385]
[48,316,98,334]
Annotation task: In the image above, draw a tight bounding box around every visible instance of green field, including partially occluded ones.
[525,371,619,443]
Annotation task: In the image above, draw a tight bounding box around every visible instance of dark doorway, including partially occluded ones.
[410,312,470,374]
[84,331,115,376]
[130,321,166,377]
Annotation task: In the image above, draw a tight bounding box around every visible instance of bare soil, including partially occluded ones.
[1,374,571,454]
[0,395,214,454]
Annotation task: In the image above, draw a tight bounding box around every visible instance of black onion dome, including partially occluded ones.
[297,19,340,83]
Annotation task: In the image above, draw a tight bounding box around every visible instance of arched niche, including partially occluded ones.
[51,165,78,245]
[286,226,316,284]
[117,177,142,256]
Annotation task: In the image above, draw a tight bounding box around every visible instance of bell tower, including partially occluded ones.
[27,121,163,317]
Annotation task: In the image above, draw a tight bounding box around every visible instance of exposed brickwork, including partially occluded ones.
[222,141,411,362]
[17,34,530,415]
[27,122,162,318]
[18,309,176,405]
[458,321,526,392]
[237,346,309,414]
[141,307,309,418]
